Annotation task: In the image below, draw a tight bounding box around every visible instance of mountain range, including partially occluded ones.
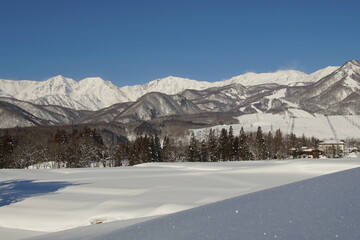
[1,60,359,134]
[0,65,337,111]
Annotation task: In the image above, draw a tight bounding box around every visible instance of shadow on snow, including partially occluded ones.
[0,180,81,207]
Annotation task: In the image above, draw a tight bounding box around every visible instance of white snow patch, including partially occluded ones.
[195,113,360,140]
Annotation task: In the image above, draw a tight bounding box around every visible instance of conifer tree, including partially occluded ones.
[266,131,273,159]
[255,126,267,160]
[188,132,200,162]
[238,127,251,160]
[0,131,15,168]
[207,129,218,162]
[150,134,162,162]
[114,142,129,166]
[228,126,237,161]
[232,136,240,161]
[200,140,208,162]
[218,128,228,161]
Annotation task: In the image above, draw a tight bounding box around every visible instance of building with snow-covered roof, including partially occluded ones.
[318,140,345,158]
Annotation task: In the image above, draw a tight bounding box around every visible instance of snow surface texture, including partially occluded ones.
[0,66,338,111]
[30,166,360,240]
[1,159,360,240]
[194,113,360,140]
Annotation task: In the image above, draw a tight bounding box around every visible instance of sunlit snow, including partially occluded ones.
[1,159,360,240]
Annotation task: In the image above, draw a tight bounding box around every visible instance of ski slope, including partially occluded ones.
[195,113,360,140]
[1,159,360,240]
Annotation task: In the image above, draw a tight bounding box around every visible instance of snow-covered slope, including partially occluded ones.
[1,159,359,240]
[0,76,131,111]
[0,97,91,128]
[215,66,339,87]
[114,92,201,123]
[194,113,360,140]
[218,70,309,86]
[119,76,213,102]
[292,60,360,114]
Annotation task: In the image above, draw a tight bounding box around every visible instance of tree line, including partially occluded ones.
[0,125,319,169]
[0,127,106,169]
[113,126,319,165]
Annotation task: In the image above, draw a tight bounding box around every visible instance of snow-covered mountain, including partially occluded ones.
[0,65,340,111]
[3,61,360,129]
[288,60,360,115]
[0,97,90,128]
[119,76,213,102]
[114,92,201,123]
[0,75,131,111]
[212,66,338,87]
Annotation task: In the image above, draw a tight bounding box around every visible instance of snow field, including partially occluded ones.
[195,113,360,140]
[1,158,360,240]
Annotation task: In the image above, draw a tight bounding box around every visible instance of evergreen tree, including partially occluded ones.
[129,135,146,166]
[188,132,200,162]
[238,127,251,160]
[218,128,228,161]
[200,140,208,162]
[266,131,273,159]
[287,133,299,158]
[232,136,240,161]
[0,131,15,168]
[113,142,129,166]
[150,134,162,162]
[255,126,267,160]
[228,126,237,161]
[207,129,218,162]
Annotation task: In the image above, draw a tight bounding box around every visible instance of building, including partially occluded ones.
[318,140,345,158]
[290,147,323,159]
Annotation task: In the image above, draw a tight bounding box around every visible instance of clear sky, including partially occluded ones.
[0,0,359,86]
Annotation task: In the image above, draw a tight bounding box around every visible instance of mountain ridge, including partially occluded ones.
[1,60,360,131]
[0,65,340,111]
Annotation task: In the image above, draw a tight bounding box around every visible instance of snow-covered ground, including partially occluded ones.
[1,158,360,240]
[195,113,360,140]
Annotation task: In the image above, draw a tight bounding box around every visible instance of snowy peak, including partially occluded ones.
[39,75,76,96]
[219,70,308,87]
[304,66,339,84]
[0,61,352,112]
[290,60,360,115]
[0,76,130,111]
[119,76,212,102]
[47,75,76,84]
[78,77,111,86]
[341,60,360,70]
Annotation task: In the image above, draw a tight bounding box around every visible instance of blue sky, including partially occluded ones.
[0,0,359,86]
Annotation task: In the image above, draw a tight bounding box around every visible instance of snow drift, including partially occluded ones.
[24,164,360,240]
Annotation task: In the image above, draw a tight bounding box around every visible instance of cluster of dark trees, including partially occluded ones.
[0,125,320,169]
[113,126,320,165]
[187,126,319,162]
[0,127,106,169]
